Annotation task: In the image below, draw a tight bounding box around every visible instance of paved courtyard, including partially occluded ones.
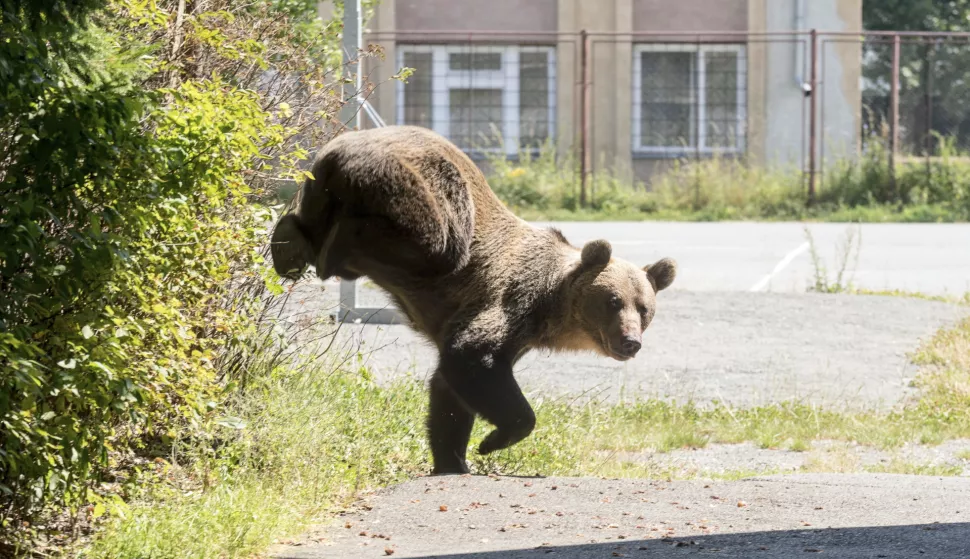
[281,221,970,407]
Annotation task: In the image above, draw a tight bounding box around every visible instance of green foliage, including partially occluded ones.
[482,139,970,222]
[485,144,661,215]
[864,0,970,32]
[0,0,367,546]
[819,137,970,217]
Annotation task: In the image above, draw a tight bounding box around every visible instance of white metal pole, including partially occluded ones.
[340,0,363,129]
[337,0,362,322]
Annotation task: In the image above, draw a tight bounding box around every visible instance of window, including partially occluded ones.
[397,45,556,156]
[632,44,747,154]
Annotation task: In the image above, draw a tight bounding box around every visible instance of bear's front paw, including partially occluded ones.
[432,461,470,475]
[478,428,510,455]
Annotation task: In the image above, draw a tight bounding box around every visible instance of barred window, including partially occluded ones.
[633,44,747,154]
[398,45,556,156]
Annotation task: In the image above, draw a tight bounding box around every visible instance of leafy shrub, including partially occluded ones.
[0,0,363,544]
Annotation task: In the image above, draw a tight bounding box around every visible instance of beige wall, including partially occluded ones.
[395,0,557,32]
[559,0,634,179]
[633,0,748,33]
[834,0,863,158]
[746,0,768,166]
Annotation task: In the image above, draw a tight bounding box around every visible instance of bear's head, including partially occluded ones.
[568,239,676,361]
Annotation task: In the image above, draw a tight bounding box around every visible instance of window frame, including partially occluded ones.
[632,43,747,156]
[396,44,557,157]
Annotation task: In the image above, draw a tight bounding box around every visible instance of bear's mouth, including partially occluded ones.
[599,333,636,361]
[608,348,635,361]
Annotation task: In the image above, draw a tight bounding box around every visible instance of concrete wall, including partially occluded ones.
[758,0,862,171]
[395,0,557,32]
[559,0,633,179]
[633,0,748,33]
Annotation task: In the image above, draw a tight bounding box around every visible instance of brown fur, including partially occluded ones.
[271,126,676,474]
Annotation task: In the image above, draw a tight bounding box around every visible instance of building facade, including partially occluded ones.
[351,0,862,183]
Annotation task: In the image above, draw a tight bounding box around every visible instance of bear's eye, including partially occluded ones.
[637,304,648,316]
[609,294,622,309]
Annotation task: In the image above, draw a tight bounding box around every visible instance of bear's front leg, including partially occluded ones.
[428,372,474,474]
[434,348,536,470]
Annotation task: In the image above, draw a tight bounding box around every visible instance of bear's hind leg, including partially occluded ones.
[428,372,475,475]
[321,215,465,281]
[439,352,536,457]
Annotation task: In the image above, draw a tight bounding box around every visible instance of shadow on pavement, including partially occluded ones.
[278,522,970,559]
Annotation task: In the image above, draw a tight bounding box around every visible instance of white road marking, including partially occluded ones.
[749,242,811,292]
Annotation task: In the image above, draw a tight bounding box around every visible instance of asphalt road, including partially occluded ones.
[274,474,970,559]
[300,221,970,309]
[285,288,964,408]
[533,221,970,296]
[275,221,969,409]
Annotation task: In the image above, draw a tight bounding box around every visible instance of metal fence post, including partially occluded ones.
[925,40,936,179]
[335,0,406,326]
[890,33,901,200]
[579,29,590,208]
[807,29,818,205]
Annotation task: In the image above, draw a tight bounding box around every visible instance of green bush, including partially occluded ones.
[1,34,270,519]
[0,0,356,544]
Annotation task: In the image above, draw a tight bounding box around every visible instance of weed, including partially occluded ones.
[805,224,862,293]
[801,445,861,473]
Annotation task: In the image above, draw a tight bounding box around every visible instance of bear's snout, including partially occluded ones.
[608,332,642,360]
[621,335,642,356]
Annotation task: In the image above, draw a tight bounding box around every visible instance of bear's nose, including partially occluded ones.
[621,336,642,355]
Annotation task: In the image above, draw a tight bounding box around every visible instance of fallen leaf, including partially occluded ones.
[384,547,395,556]
[439,505,449,512]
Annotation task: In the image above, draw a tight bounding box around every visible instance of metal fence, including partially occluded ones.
[356,29,970,200]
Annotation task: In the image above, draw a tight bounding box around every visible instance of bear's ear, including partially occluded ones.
[644,258,677,292]
[581,240,612,268]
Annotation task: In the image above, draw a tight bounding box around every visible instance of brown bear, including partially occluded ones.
[271,125,676,474]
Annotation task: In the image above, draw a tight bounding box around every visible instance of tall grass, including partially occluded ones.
[485,138,970,222]
[82,360,430,559]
